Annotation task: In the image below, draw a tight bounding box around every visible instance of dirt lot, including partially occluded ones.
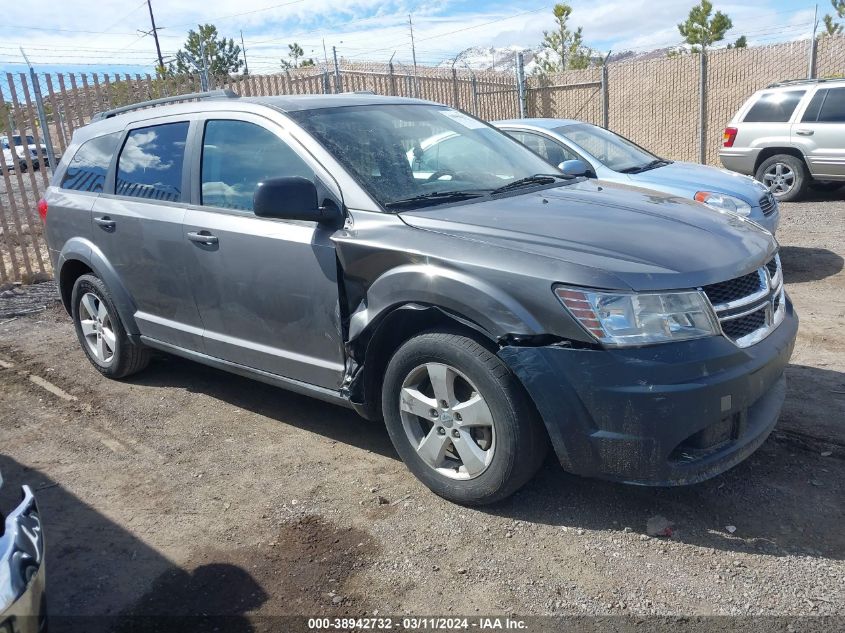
[0,195,843,630]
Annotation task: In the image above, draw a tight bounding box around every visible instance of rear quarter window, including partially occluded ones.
[743,90,806,123]
[116,122,189,202]
[60,132,121,193]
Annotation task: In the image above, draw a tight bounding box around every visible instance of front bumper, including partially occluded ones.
[1,486,47,633]
[499,299,798,485]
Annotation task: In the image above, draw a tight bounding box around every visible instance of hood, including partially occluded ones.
[399,180,777,292]
[631,161,768,204]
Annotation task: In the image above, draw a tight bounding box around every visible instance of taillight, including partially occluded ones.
[37,198,48,222]
[722,127,738,148]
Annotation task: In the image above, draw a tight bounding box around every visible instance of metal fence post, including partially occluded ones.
[698,50,707,164]
[451,68,460,108]
[389,62,397,96]
[601,63,609,129]
[516,52,527,118]
[471,75,479,115]
[332,46,341,93]
[808,36,818,79]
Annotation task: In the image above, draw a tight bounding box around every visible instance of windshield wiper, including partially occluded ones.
[490,173,572,195]
[385,190,487,210]
[619,159,672,174]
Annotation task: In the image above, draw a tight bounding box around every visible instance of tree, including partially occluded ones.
[677,0,733,52]
[281,42,315,70]
[727,35,747,49]
[821,0,845,37]
[172,24,243,81]
[538,3,594,73]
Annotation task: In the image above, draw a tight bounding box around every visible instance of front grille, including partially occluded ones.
[702,254,785,348]
[702,270,764,307]
[766,257,778,279]
[722,308,766,339]
[759,193,777,216]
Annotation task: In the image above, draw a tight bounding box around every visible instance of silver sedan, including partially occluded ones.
[494,118,779,235]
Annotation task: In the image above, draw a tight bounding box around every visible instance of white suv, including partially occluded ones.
[719,78,845,201]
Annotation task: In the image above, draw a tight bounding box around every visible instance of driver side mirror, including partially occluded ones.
[558,159,591,178]
[253,177,342,224]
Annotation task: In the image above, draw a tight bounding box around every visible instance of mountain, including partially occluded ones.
[437,46,537,73]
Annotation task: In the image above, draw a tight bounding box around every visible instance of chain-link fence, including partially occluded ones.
[1,34,842,283]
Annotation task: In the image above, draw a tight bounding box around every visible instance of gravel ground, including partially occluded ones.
[0,195,843,631]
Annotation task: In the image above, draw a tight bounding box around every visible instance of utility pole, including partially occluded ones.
[409,13,419,97]
[322,38,330,70]
[809,3,819,79]
[332,45,341,93]
[146,0,165,73]
[241,30,249,75]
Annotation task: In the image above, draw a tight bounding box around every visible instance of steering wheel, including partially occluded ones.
[427,169,458,182]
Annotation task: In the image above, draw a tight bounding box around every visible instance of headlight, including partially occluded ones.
[694,191,752,216]
[555,287,720,346]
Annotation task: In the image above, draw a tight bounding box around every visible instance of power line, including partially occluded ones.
[163,0,308,29]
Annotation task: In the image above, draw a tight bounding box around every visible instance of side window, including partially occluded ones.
[817,87,845,122]
[743,90,806,123]
[417,134,512,176]
[802,90,826,122]
[201,119,314,211]
[509,131,577,165]
[60,132,121,193]
[116,122,189,202]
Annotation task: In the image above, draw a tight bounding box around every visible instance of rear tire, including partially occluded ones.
[71,274,150,379]
[755,154,808,202]
[381,331,548,505]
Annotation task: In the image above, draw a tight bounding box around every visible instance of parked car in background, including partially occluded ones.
[1,137,34,173]
[45,92,796,505]
[494,118,779,234]
[0,470,46,632]
[1,134,44,172]
[719,78,845,202]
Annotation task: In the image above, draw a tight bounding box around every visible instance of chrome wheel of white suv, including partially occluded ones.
[755,154,808,202]
[762,162,795,196]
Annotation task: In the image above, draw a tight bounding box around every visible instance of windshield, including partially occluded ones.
[290,104,566,210]
[554,123,660,173]
[11,135,35,146]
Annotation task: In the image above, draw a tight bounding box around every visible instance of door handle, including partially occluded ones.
[186,230,218,246]
[795,129,815,136]
[94,216,116,231]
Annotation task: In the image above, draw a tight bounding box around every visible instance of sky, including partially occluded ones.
[0,0,823,77]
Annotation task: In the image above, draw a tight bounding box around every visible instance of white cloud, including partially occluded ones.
[0,0,820,72]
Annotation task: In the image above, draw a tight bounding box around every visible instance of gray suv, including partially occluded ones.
[720,78,845,201]
[44,92,798,505]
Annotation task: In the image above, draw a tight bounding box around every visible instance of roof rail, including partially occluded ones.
[765,77,843,89]
[91,89,239,121]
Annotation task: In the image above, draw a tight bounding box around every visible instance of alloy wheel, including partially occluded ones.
[762,162,795,196]
[79,292,116,364]
[399,362,495,480]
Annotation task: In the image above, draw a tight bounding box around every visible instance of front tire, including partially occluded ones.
[756,154,808,202]
[381,331,548,505]
[71,274,150,379]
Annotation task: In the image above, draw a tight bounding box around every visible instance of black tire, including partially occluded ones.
[755,154,808,202]
[71,274,150,379]
[381,331,548,505]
